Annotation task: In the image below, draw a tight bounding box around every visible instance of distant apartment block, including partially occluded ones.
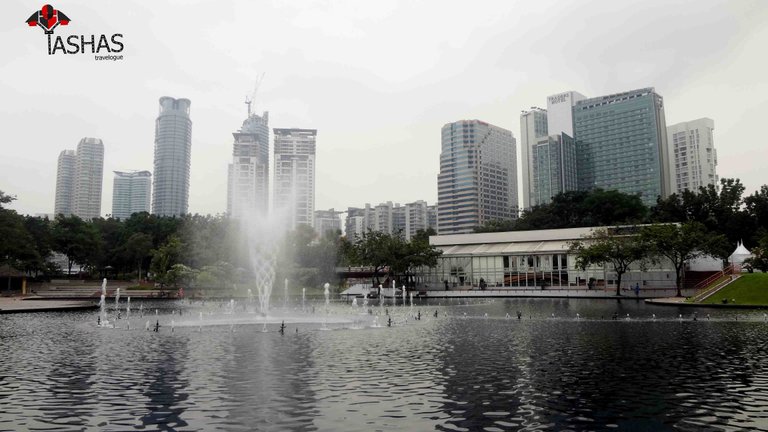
[314,209,343,236]
[667,118,717,194]
[112,171,151,220]
[228,111,269,218]
[273,128,317,229]
[346,201,437,240]
[437,120,517,234]
[54,138,104,219]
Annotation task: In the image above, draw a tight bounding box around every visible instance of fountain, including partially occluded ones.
[114,288,120,315]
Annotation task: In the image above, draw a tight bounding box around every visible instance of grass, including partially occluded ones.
[700,273,768,305]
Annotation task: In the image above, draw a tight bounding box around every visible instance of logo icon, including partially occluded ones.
[26,4,70,35]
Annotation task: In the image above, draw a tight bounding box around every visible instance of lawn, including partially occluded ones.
[700,273,768,305]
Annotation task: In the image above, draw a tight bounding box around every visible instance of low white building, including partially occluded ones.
[423,226,678,290]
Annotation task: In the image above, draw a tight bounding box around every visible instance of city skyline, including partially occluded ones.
[2,1,767,217]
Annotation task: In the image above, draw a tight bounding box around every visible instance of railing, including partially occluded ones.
[691,265,736,292]
[690,265,738,303]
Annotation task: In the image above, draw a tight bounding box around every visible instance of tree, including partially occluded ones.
[640,222,726,297]
[51,215,100,275]
[150,236,183,286]
[22,216,53,277]
[123,233,153,280]
[743,233,768,273]
[569,227,648,296]
[392,228,442,288]
[345,230,403,286]
[0,193,35,289]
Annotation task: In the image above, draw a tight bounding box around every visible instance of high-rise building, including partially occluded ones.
[54,138,104,219]
[72,137,104,220]
[546,90,587,137]
[314,209,342,236]
[437,120,517,234]
[112,171,151,219]
[273,128,317,229]
[520,108,548,209]
[54,150,76,216]
[573,88,670,206]
[531,133,578,205]
[152,96,192,217]
[667,118,717,194]
[346,201,437,240]
[227,111,269,218]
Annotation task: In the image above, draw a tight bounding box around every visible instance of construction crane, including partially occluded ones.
[245,72,266,117]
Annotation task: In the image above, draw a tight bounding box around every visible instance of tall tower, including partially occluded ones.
[112,170,151,219]
[667,118,717,194]
[227,110,269,218]
[520,108,548,209]
[437,120,517,234]
[152,97,192,217]
[54,149,76,216]
[273,128,317,229]
[72,137,104,220]
[573,88,670,206]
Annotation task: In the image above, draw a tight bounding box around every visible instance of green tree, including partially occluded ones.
[0,193,35,289]
[150,236,183,286]
[51,215,100,275]
[123,232,153,280]
[640,222,726,297]
[569,227,648,296]
[345,230,403,286]
[21,216,53,277]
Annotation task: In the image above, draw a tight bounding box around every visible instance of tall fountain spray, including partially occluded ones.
[392,279,396,306]
[322,282,330,330]
[302,288,306,311]
[115,288,121,313]
[284,278,289,308]
[402,285,406,307]
[98,278,108,326]
[242,208,288,316]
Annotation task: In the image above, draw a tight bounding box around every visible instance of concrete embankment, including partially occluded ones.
[0,297,98,314]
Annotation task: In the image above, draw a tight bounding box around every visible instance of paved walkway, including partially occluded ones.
[0,297,98,314]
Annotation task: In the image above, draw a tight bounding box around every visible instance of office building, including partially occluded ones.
[531,133,578,205]
[54,150,76,216]
[314,209,343,236]
[112,170,151,219]
[273,128,317,229]
[53,138,104,219]
[520,108,548,209]
[437,120,517,235]
[227,110,269,218]
[667,118,717,194]
[546,90,587,137]
[152,96,192,217]
[573,88,670,206]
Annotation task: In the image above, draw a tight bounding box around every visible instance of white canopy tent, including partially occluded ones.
[728,241,753,267]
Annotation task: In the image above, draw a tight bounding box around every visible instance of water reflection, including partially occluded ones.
[1,300,768,431]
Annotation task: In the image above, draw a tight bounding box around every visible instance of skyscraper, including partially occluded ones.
[152,96,192,217]
[72,137,104,220]
[667,118,717,194]
[53,138,104,219]
[227,110,269,218]
[54,150,76,216]
[437,120,517,234]
[273,128,317,229]
[520,108,548,209]
[546,90,587,137]
[112,171,151,219]
[573,88,670,206]
[531,133,578,205]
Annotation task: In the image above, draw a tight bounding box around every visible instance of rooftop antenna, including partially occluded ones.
[245,72,266,117]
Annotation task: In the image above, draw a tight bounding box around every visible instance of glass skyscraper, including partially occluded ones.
[437,120,517,234]
[531,133,577,206]
[573,88,670,206]
[112,170,151,220]
[152,97,192,217]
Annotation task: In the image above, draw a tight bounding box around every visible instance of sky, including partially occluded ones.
[2,0,767,218]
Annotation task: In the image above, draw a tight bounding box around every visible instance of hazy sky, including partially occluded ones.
[2,0,767,217]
